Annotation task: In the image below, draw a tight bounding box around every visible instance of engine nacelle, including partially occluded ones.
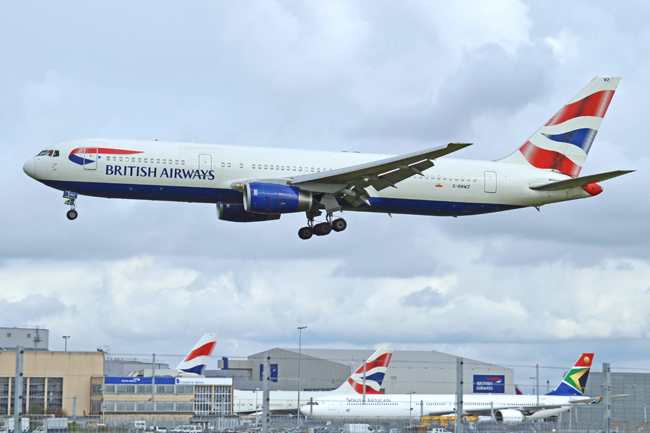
[494,409,526,425]
[243,182,312,214]
[217,203,281,223]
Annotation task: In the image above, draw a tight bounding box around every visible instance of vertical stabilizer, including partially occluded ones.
[546,353,594,396]
[176,333,219,375]
[330,348,393,394]
[499,77,620,176]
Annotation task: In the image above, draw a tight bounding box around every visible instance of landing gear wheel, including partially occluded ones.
[66,209,78,220]
[314,222,332,236]
[332,218,347,232]
[298,226,313,240]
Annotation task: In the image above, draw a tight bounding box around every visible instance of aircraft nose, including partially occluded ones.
[23,158,37,179]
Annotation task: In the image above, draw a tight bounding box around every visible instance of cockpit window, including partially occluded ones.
[53,150,59,157]
[37,150,48,156]
[47,150,53,156]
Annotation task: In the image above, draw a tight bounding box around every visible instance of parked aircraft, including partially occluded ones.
[301,353,598,424]
[23,77,631,239]
[233,348,393,414]
[176,333,219,375]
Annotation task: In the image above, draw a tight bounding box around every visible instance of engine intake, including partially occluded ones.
[217,203,281,222]
[494,409,526,425]
[243,182,312,214]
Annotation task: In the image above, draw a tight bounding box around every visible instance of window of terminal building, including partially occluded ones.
[46,378,63,414]
[29,378,45,414]
[176,385,193,394]
[91,383,102,394]
[104,384,116,393]
[0,378,8,415]
[156,384,174,394]
[214,385,231,414]
[136,384,152,394]
[194,385,212,415]
[116,384,135,394]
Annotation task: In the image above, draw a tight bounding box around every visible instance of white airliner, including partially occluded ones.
[23,77,632,239]
[233,348,393,414]
[301,353,599,425]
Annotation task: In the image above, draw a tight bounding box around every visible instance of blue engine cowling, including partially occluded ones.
[217,203,281,222]
[243,182,312,214]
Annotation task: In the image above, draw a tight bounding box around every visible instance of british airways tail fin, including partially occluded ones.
[546,353,594,396]
[176,333,219,376]
[499,77,620,177]
[331,348,393,394]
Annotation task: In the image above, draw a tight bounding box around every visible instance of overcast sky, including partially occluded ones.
[1,0,649,390]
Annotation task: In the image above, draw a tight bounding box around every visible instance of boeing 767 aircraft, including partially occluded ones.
[23,77,632,239]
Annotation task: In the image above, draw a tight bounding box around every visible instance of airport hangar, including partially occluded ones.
[0,328,514,420]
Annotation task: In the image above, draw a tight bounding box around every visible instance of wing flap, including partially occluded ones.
[530,170,634,191]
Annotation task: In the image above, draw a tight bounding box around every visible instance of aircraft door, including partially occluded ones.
[83,148,98,170]
[484,171,497,193]
[199,154,212,172]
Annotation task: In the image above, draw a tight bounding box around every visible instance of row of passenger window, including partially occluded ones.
[415,175,477,182]
[107,156,184,165]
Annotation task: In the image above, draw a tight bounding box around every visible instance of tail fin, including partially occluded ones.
[331,348,393,394]
[499,77,620,176]
[176,333,219,375]
[546,353,594,396]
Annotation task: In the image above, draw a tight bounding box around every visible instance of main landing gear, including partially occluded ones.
[298,213,347,240]
[63,190,78,220]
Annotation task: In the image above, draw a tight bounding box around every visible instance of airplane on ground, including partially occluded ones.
[233,348,393,414]
[23,77,632,239]
[176,333,219,375]
[301,353,599,424]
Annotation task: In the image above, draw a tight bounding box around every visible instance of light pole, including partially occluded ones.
[409,392,415,427]
[297,326,307,424]
[62,336,70,351]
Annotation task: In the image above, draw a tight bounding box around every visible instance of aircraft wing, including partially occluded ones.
[529,170,634,191]
[453,396,601,417]
[289,142,472,193]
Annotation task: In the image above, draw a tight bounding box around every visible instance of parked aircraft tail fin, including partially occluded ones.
[176,333,219,375]
[546,353,594,396]
[331,348,393,394]
[499,77,620,176]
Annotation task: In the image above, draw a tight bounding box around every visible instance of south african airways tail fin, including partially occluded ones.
[176,333,219,376]
[546,353,594,396]
[330,348,393,394]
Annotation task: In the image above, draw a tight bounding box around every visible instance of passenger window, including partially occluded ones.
[275,165,279,170]
[227,163,231,168]
[270,165,274,170]
[163,159,166,163]
[299,167,302,172]
[455,176,459,181]
[264,165,268,169]
[138,158,142,163]
[461,177,464,181]
[240,163,244,168]
[181,160,185,165]
[175,160,179,164]
[221,162,225,167]
[119,157,123,162]
[157,159,160,163]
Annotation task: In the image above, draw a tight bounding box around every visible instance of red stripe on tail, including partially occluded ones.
[519,141,581,176]
[545,90,615,126]
[182,342,216,362]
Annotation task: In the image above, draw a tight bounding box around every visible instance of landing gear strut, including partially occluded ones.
[298,212,347,240]
[63,191,78,220]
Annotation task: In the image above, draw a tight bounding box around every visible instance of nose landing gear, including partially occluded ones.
[298,212,347,240]
[63,191,78,220]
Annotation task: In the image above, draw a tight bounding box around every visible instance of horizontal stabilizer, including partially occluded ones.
[530,170,634,191]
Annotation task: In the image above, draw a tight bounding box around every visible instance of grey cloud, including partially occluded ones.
[401,287,446,308]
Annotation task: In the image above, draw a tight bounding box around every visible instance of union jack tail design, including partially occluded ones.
[546,353,594,396]
[499,77,620,177]
[332,348,393,394]
[176,333,219,375]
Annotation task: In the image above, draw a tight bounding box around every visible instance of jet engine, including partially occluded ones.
[494,409,526,425]
[217,203,281,222]
[243,182,312,214]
